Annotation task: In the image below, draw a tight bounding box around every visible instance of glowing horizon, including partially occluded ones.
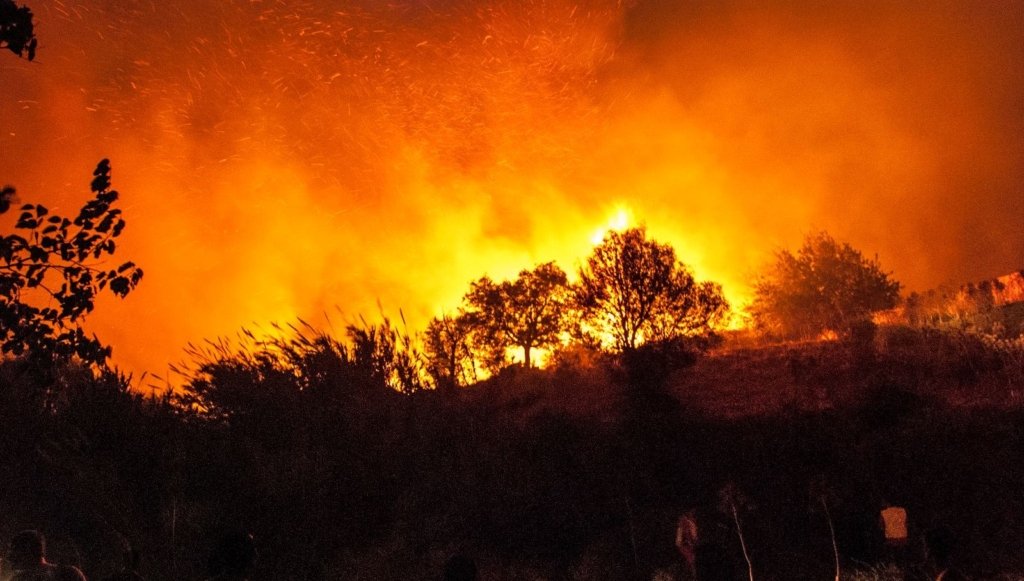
[2,0,1022,378]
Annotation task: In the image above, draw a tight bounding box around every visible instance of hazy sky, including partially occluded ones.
[2,0,1022,378]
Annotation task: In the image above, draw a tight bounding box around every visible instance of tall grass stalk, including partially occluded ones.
[729,499,755,581]
[821,495,840,581]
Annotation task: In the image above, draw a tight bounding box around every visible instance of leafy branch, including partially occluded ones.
[1,160,143,367]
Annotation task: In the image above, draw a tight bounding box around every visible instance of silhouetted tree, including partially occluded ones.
[463,261,570,369]
[749,231,900,339]
[575,227,728,351]
[1,160,143,368]
[0,0,35,60]
[423,312,477,390]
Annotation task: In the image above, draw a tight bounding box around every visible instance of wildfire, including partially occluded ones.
[589,205,634,245]
[2,0,1022,377]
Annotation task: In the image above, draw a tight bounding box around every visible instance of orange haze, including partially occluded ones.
[2,0,1023,378]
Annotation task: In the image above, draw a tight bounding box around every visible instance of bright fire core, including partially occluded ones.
[1,0,1022,378]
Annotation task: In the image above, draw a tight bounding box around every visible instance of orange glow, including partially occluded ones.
[589,205,634,245]
[2,1,1023,378]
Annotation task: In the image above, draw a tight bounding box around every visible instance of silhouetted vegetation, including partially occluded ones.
[0,0,36,60]
[3,163,1021,580]
[423,313,477,391]
[750,231,901,340]
[1,160,143,371]
[3,180,1023,578]
[463,261,570,370]
[2,314,1023,579]
[434,232,729,376]
[4,4,1024,580]
[576,227,729,351]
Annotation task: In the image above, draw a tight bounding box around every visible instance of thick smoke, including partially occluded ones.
[1,0,1021,376]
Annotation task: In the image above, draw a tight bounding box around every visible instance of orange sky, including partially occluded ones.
[2,0,1023,379]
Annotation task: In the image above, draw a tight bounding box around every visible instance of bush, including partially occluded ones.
[750,232,900,340]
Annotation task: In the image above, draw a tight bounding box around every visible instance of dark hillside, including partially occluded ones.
[671,341,856,418]
[2,327,1023,580]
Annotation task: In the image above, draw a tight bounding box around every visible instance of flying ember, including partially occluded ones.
[1,0,1022,377]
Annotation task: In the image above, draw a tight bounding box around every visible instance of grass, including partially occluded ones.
[842,564,903,581]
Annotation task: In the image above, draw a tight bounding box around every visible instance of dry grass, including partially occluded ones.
[665,327,1024,420]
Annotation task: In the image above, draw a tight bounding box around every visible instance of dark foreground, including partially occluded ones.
[1,327,1022,580]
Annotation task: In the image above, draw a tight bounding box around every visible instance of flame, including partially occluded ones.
[2,1,1023,378]
[589,205,634,245]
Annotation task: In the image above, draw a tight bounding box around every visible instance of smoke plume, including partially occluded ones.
[2,0,1022,376]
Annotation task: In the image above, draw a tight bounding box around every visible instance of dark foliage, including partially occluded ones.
[463,261,571,370]
[423,312,477,391]
[751,231,900,339]
[576,227,728,352]
[3,324,1022,580]
[1,160,143,369]
[0,0,36,60]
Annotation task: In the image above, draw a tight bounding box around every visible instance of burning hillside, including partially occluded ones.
[2,0,1022,375]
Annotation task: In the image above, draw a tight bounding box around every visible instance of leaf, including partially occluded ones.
[109,276,130,296]
[95,213,114,233]
[91,160,112,193]
[0,186,16,213]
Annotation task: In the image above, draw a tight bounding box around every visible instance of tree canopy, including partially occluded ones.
[0,0,36,60]
[575,227,728,352]
[1,160,143,368]
[749,231,901,339]
[463,261,570,369]
[423,312,477,390]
